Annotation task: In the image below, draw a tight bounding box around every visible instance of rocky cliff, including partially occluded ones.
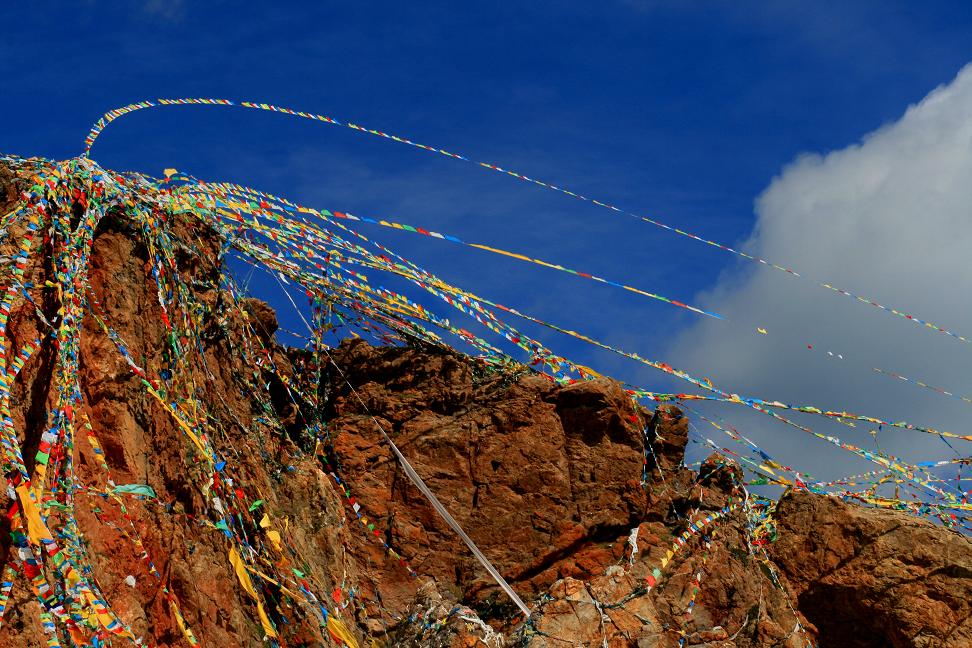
[0,158,969,647]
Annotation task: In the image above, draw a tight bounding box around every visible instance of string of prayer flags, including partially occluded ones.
[83,97,972,346]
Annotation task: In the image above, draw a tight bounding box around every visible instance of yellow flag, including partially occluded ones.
[228,546,277,638]
[16,484,53,545]
[327,615,360,648]
[228,546,257,598]
[255,601,278,640]
[168,595,200,646]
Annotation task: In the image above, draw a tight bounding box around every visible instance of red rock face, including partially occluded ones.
[321,341,815,647]
[770,491,972,648]
[325,342,650,602]
[0,159,969,648]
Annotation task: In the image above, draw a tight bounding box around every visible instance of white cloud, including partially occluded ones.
[670,63,972,482]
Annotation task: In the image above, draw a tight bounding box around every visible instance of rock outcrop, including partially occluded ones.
[0,158,970,647]
[770,492,972,648]
[322,340,813,647]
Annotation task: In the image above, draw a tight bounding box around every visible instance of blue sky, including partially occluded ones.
[4,2,972,479]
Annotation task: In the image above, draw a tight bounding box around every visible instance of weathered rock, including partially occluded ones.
[770,491,972,648]
[0,161,18,213]
[388,581,504,648]
[323,342,657,610]
[321,341,816,646]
